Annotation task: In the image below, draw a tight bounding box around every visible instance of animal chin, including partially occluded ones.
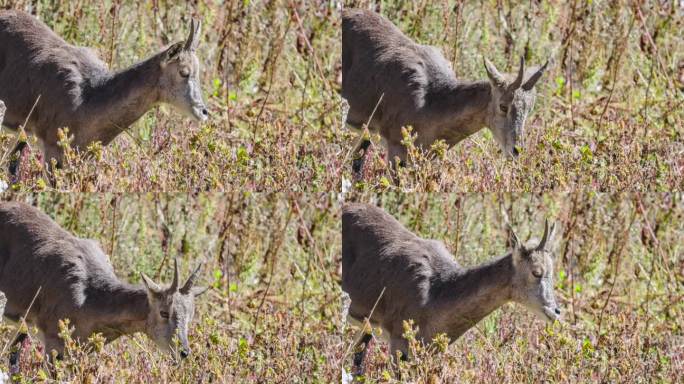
[493,138,517,159]
[151,337,173,353]
[190,106,208,122]
[542,306,559,322]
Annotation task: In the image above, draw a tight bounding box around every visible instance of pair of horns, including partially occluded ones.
[484,56,549,92]
[507,218,555,251]
[142,259,203,295]
[184,18,202,52]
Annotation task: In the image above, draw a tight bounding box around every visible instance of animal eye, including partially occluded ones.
[160,311,170,319]
[500,104,508,113]
[179,68,190,78]
[532,269,543,278]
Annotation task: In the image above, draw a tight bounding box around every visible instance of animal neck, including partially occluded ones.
[424,80,491,144]
[430,253,514,340]
[86,282,150,340]
[83,52,165,146]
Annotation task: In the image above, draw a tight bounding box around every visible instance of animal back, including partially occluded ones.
[0,10,108,128]
[341,10,451,132]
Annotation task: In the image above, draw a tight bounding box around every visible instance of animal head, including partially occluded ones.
[508,219,561,322]
[483,57,548,158]
[140,260,207,359]
[158,19,208,122]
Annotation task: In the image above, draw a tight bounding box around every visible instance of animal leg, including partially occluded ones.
[41,142,63,171]
[43,335,65,362]
[8,333,28,374]
[351,136,372,180]
[40,142,62,186]
[387,142,407,170]
[389,337,409,363]
[34,335,63,380]
[7,141,27,180]
[351,332,374,376]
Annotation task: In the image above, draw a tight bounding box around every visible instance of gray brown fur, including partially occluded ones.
[342,9,548,165]
[342,203,560,359]
[0,201,206,361]
[0,10,208,170]
[0,290,5,319]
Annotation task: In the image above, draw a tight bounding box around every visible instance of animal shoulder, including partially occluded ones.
[419,44,453,74]
[411,238,459,269]
[78,238,110,262]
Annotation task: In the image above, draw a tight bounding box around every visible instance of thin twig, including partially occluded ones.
[342,93,384,169]
[633,3,677,92]
[288,2,330,91]
[342,287,386,368]
[0,287,42,358]
[0,95,41,166]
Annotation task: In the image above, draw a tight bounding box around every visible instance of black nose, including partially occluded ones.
[201,108,209,117]
[554,308,561,315]
[180,350,189,359]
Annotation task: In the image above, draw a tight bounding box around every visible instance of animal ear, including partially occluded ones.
[522,60,549,91]
[483,57,507,90]
[141,273,164,295]
[161,43,183,66]
[507,224,522,251]
[184,18,202,52]
[191,286,209,297]
[508,225,525,266]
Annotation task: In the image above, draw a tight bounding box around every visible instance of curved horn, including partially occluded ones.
[484,57,507,89]
[522,60,549,91]
[184,19,201,52]
[169,259,180,292]
[184,19,195,51]
[537,219,550,251]
[180,263,203,295]
[507,56,525,92]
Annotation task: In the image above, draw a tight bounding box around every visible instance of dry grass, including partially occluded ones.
[341,192,684,383]
[342,1,684,192]
[0,192,344,382]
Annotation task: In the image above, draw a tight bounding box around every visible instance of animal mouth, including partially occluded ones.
[501,143,521,159]
[191,105,209,122]
[542,306,560,322]
[494,138,520,159]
